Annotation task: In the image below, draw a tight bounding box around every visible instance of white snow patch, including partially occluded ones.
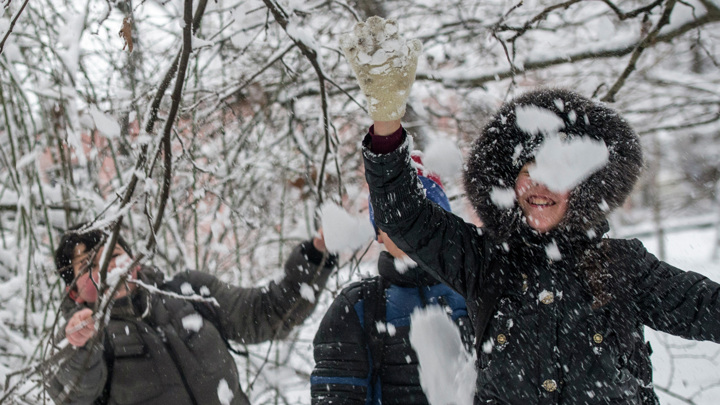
[423,138,463,181]
[182,314,203,332]
[490,186,516,208]
[410,305,477,405]
[320,203,375,253]
[180,282,194,295]
[545,241,562,261]
[217,378,234,405]
[393,256,417,273]
[529,135,609,192]
[89,107,121,139]
[515,105,565,136]
[299,283,315,303]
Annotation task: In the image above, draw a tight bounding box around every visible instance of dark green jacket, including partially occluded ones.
[48,241,335,405]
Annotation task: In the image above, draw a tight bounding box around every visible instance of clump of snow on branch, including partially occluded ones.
[320,203,375,253]
[89,107,121,139]
[530,135,609,192]
[423,138,463,181]
[409,305,477,405]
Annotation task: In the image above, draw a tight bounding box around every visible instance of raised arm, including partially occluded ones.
[341,17,489,297]
[180,239,336,344]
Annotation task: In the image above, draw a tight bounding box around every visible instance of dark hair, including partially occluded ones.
[55,223,133,285]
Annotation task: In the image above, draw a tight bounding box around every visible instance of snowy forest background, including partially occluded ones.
[0,0,719,403]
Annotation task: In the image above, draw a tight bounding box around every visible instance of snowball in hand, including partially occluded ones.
[339,16,422,121]
[320,203,375,253]
[530,135,609,192]
[409,306,476,405]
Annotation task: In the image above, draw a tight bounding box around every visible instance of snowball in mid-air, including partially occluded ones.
[423,138,463,181]
[320,203,375,253]
[529,135,609,192]
[409,306,476,405]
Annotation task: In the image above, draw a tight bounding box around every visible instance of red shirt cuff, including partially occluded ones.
[369,125,404,154]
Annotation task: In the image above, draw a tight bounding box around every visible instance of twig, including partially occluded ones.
[0,0,29,55]
[602,0,679,102]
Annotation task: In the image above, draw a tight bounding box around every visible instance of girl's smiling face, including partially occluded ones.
[515,163,570,233]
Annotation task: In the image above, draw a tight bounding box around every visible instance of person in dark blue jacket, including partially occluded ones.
[311,153,473,405]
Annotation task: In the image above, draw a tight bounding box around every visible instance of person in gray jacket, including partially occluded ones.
[47,223,336,405]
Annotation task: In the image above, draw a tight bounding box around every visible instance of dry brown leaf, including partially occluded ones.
[119,17,133,53]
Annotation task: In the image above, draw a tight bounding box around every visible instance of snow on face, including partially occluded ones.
[529,135,609,192]
[409,306,476,405]
[320,203,375,253]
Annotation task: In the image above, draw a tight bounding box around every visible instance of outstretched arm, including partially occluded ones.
[628,239,720,342]
[181,238,337,345]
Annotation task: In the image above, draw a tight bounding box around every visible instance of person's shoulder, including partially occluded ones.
[603,237,647,256]
[336,276,383,304]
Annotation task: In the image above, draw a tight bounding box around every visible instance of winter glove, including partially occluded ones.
[340,16,422,121]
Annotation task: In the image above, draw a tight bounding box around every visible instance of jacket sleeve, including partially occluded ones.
[46,343,108,405]
[185,240,336,344]
[362,131,489,298]
[627,238,720,342]
[311,287,369,405]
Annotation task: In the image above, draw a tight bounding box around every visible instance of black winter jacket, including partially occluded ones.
[311,251,472,405]
[47,241,335,405]
[362,132,720,405]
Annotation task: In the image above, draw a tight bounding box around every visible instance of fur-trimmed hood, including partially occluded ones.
[463,88,643,241]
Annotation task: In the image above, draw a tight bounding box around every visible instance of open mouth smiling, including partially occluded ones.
[527,196,557,207]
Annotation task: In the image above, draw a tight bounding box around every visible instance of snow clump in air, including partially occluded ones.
[514,104,609,192]
[530,135,609,192]
[410,305,477,405]
[217,379,234,405]
[299,283,315,303]
[320,202,375,253]
[490,186,516,208]
[423,138,463,181]
[181,314,203,332]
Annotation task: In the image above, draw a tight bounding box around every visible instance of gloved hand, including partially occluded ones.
[340,16,422,121]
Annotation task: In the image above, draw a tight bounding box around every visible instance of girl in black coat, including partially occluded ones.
[341,16,720,405]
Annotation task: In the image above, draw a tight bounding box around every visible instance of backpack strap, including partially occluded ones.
[361,277,388,403]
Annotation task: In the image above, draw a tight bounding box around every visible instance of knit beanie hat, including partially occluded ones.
[369,152,452,233]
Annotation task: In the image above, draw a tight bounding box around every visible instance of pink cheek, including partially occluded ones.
[78,275,99,303]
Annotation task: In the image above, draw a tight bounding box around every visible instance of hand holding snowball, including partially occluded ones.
[340,16,422,121]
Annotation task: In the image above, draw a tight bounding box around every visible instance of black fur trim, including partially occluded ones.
[463,88,643,241]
